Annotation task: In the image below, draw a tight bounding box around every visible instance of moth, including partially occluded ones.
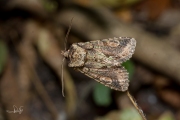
[62,37,136,92]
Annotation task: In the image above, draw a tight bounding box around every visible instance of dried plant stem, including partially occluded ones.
[127,91,147,120]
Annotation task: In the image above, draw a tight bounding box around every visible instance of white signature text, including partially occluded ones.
[6,105,23,114]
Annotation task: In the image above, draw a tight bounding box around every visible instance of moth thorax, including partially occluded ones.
[61,50,69,58]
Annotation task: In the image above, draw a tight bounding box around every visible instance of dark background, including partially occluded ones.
[0,0,180,120]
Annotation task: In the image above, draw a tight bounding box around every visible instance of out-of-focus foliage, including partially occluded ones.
[0,0,180,119]
[0,40,7,74]
[93,83,112,106]
[93,0,142,7]
[42,0,58,12]
[158,112,175,120]
[120,107,142,120]
[122,60,135,80]
[95,107,142,120]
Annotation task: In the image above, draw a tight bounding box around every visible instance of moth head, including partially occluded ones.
[67,44,86,67]
[61,50,69,58]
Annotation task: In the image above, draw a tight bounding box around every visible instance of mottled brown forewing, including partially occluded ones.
[76,67,129,91]
[62,37,136,91]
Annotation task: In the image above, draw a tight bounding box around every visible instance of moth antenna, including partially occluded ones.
[61,17,74,97]
[61,57,65,97]
[64,17,74,51]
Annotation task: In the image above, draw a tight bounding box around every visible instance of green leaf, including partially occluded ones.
[0,40,8,74]
[42,0,58,12]
[93,83,112,106]
[122,60,135,80]
[158,112,175,120]
[120,107,142,120]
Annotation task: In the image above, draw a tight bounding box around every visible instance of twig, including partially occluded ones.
[127,91,147,120]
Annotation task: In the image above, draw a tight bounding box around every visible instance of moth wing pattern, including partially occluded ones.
[62,37,136,92]
[75,37,136,68]
[76,66,129,91]
[93,37,136,63]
